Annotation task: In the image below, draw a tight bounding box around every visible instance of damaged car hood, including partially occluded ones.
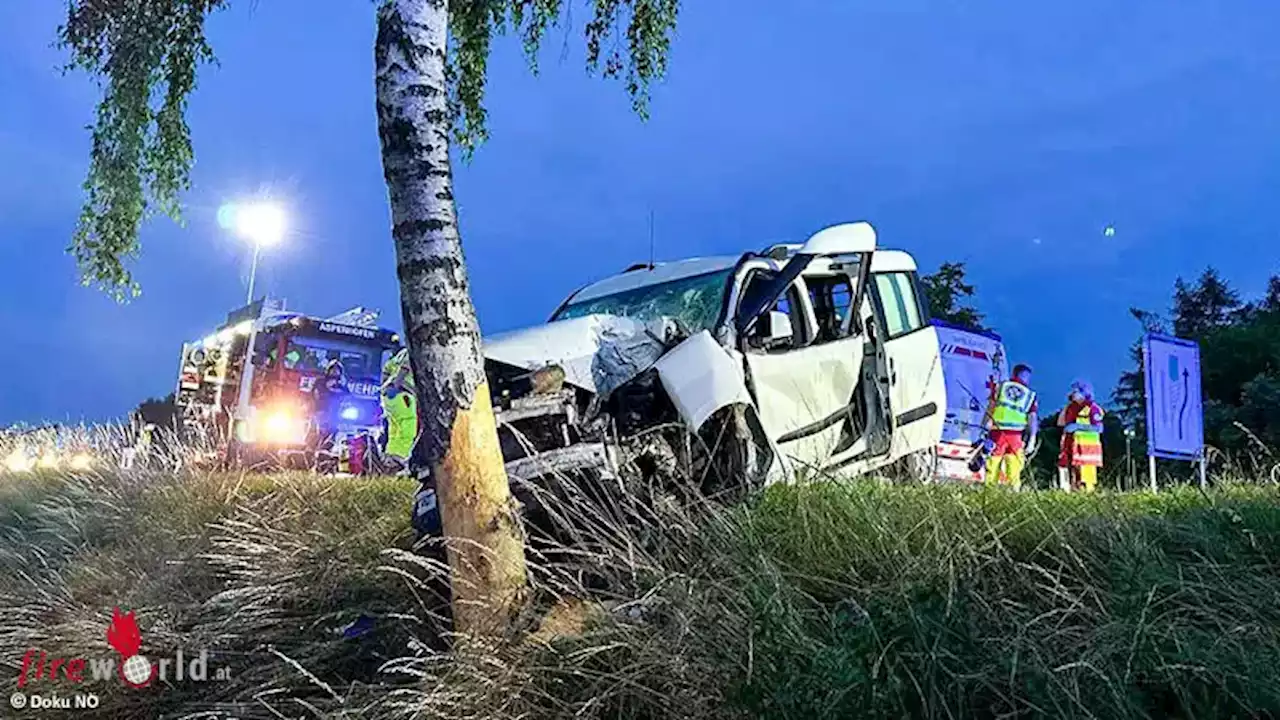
[483,314,671,397]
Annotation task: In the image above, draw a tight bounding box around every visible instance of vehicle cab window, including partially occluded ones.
[738,269,810,352]
[255,332,283,369]
[872,271,927,338]
[806,274,854,343]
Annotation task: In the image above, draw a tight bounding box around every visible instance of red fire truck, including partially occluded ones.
[175,298,401,471]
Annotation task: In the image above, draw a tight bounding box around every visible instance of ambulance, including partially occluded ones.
[932,320,1008,482]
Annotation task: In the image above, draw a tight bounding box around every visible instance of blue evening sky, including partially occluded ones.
[2,0,1278,425]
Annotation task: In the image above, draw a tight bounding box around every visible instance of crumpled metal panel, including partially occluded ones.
[653,331,753,431]
[484,313,667,397]
[590,319,669,399]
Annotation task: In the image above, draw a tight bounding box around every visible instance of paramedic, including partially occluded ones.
[984,363,1039,489]
[1057,381,1105,491]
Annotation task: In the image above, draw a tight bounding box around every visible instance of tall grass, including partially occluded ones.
[2,446,1280,718]
[0,463,428,718]
[732,483,1280,718]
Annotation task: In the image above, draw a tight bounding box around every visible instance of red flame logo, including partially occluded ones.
[107,607,155,688]
[106,607,142,658]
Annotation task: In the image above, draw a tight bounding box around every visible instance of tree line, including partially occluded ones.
[1114,270,1280,467]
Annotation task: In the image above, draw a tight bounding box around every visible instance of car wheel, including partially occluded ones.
[691,405,772,503]
[895,447,939,484]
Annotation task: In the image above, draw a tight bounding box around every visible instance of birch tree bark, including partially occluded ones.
[374,0,527,637]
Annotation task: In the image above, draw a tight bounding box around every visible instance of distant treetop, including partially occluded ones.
[921,262,988,332]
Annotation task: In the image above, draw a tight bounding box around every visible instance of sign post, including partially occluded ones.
[1141,334,1206,491]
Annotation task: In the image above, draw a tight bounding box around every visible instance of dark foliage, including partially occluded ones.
[920,261,987,331]
[1111,268,1280,467]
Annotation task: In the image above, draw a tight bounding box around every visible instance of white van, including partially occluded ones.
[481,222,948,486]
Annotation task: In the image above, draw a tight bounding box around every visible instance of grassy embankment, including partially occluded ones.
[2,462,1279,719]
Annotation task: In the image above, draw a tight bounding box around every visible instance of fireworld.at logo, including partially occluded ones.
[17,607,231,689]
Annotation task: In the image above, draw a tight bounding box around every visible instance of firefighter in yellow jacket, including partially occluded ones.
[380,348,418,466]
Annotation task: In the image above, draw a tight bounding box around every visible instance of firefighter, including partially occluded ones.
[380,347,417,468]
[312,359,350,454]
[983,363,1038,489]
[1057,380,1105,491]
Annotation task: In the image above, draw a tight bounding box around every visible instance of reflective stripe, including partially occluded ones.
[1070,435,1103,465]
[1066,403,1104,466]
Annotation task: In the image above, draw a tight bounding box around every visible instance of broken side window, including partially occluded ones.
[806,274,854,344]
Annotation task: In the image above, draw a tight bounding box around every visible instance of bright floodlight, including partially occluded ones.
[232,202,287,246]
[221,199,287,302]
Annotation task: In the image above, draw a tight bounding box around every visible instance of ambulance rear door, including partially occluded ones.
[932,321,1007,482]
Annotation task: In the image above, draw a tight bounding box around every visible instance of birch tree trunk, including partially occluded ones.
[374,0,528,637]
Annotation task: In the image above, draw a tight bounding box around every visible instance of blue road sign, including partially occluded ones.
[1142,333,1204,460]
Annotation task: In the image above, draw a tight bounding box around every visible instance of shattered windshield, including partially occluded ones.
[554,269,734,333]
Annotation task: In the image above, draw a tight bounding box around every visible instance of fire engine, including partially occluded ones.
[174,298,401,470]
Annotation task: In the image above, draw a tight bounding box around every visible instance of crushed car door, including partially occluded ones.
[738,268,864,472]
[869,269,946,459]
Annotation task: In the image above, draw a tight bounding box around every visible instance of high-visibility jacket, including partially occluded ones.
[382,391,416,459]
[381,349,417,459]
[990,380,1037,431]
[382,348,414,392]
[1063,402,1104,467]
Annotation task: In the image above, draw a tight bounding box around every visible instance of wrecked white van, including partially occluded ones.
[480,222,946,496]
